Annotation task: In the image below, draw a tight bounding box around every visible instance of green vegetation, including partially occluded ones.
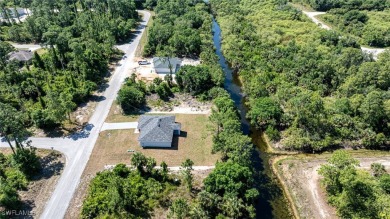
[143,0,208,57]
[117,75,147,113]
[141,0,224,99]
[293,0,390,47]
[0,149,41,211]
[211,0,390,152]
[81,158,177,218]
[294,0,389,11]
[198,90,259,218]
[319,9,390,47]
[0,0,139,130]
[319,150,390,218]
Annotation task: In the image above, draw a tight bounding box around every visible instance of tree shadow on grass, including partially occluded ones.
[34,151,64,180]
[116,25,146,45]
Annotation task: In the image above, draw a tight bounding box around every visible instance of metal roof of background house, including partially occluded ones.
[8,50,33,62]
[138,115,177,142]
[152,57,181,69]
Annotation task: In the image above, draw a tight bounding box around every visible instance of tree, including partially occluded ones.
[11,146,41,178]
[175,65,215,95]
[370,163,386,177]
[247,97,283,129]
[359,91,386,132]
[318,150,359,196]
[0,103,28,154]
[156,82,172,100]
[131,152,147,173]
[60,92,76,122]
[168,198,189,219]
[117,85,145,112]
[181,159,194,192]
[145,157,156,174]
[160,161,169,181]
[204,161,256,202]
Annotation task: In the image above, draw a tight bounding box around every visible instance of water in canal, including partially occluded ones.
[212,19,293,219]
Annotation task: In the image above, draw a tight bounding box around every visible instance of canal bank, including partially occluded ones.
[212,18,294,219]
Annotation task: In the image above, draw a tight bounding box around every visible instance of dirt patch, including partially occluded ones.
[146,93,212,113]
[106,93,212,122]
[275,152,390,219]
[0,148,65,218]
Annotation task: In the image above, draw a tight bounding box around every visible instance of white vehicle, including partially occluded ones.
[138,60,150,65]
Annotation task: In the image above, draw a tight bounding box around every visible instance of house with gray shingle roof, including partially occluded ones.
[8,50,33,62]
[152,57,181,74]
[137,115,181,147]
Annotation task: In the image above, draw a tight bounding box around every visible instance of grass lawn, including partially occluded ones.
[89,114,218,171]
[105,101,140,123]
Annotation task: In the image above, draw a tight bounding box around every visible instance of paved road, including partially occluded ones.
[301,10,387,59]
[2,10,151,219]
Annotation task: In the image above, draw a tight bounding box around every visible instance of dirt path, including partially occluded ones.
[275,154,390,219]
[300,9,388,59]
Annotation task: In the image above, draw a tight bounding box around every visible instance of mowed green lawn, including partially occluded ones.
[89,114,218,172]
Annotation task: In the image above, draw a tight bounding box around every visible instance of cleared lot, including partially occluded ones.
[66,113,218,218]
[274,151,390,219]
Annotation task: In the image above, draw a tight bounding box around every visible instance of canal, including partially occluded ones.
[212,19,293,219]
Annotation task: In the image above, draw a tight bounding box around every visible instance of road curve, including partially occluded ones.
[301,10,388,59]
[38,10,151,219]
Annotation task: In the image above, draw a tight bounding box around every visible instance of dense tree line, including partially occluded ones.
[195,89,258,218]
[319,150,390,218]
[143,0,209,57]
[320,9,390,47]
[295,0,390,11]
[0,0,139,129]
[211,0,390,152]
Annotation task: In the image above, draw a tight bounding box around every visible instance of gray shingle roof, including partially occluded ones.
[138,115,177,142]
[8,50,33,62]
[152,57,181,73]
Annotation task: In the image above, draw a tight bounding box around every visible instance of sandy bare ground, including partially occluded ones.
[146,93,212,113]
[301,11,330,30]
[274,153,390,219]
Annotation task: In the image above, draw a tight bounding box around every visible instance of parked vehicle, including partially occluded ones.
[138,60,150,65]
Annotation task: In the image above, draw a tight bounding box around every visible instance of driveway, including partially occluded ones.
[101,122,138,131]
[10,43,42,51]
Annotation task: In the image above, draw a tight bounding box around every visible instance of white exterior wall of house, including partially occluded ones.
[140,141,172,147]
[155,67,173,74]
